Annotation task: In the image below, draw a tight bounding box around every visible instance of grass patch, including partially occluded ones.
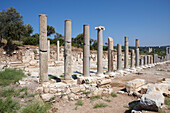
[104,98,112,102]
[22,101,52,113]
[60,75,64,79]
[0,68,26,86]
[165,97,170,110]
[81,90,91,94]
[90,95,101,101]
[0,97,20,113]
[93,103,108,109]
[111,92,117,97]
[75,100,83,106]
[0,88,15,97]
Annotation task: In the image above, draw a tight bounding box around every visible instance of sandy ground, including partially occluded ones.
[51,63,170,113]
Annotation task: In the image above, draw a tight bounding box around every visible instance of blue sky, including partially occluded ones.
[1,0,170,46]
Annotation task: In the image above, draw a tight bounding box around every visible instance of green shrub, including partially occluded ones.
[23,36,39,45]
[0,97,20,113]
[75,100,83,106]
[0,68,26,86]
[104,98,112,102]
[90,95,101,101]
[22,101,51,113]
[93,103,108,109]
[0,88,15,97]
[111,92,117,97]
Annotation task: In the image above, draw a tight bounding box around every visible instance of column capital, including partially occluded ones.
[95,26,105,30]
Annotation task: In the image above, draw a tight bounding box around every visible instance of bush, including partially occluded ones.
[22,36,39,45]
[0,68,26,86]
[111,92,117,97]
[75,100,83,106]
[0,97,20,113]
[22,101,51,113]
[93,103,108,109]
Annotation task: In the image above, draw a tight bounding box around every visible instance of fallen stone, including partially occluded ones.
[139,91,164,111]
[126,79,146,94]
[41,93,55,102]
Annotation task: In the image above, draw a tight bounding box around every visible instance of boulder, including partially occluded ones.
[96,79,111,86]
[41,93,55,102]
[126,79,146,94]
[139,91,164,111]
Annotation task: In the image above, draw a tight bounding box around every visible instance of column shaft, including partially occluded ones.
[83,25,90,77]
[131,49,135,69]
[64,20,72,80]
[108,37,113,73]
[124,37,129,69]
[117,44,122,70]
[39,14,48,82]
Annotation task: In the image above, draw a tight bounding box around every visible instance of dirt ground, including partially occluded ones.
[51,63,170,113]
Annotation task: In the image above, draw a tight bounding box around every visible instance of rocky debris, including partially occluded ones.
[40,93,55,102]
[138,91,164,111]
[126,79,146,95]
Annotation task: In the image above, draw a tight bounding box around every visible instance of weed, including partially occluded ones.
[0,97,20,113]
[0,88,15,97]
[75,100,83,106]
[60,75,64,79]
[104,99,112,102]
[22,101,51,113]
[93,103,108,109]
[74,106,78,110]
[162,78,166,81]
[81,90,91,94]
[0,68,26,86]
[111,92,117,97]
[90,95,101,101]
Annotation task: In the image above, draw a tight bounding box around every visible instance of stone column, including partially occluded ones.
[150,55,153,64]
[64,20,72,80]
[124,36,129,69]
[144,56,147,65]
[108,37,113,74]
[95,26,105,76]
[153,54,158,63]
[48,40,50,61]
[117,44,122,71]
[140,57,144,66]
[83,25,90,77]
[147,55,150,64]
[166,47,169,61]
[56,41,60,61]
[130,49,135,69]
[39,14,48,82]
[135,39,140,67]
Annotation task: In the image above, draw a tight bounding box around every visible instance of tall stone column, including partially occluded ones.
[83,25,90,77]
[39,14,48,83]
[130,49,135,69]
[150,55,153,64]
[147,55,150,64]
[153,54,158,63]
[48,40,50,61]
[124,36,129,69]
[108,37,113,74]
[144,56,147,65]
[64,20,72,80]
[117,44,122,71]
[95,26,105,76]
[135,39,139,64]
[135,39,140,67]
[140,57,144,66]
[56,41,60,61]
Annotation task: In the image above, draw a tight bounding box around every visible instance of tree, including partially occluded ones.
[72,33,83,48]
[0,7,25,45]
[47,25,55,36]
[24,24,33,37]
